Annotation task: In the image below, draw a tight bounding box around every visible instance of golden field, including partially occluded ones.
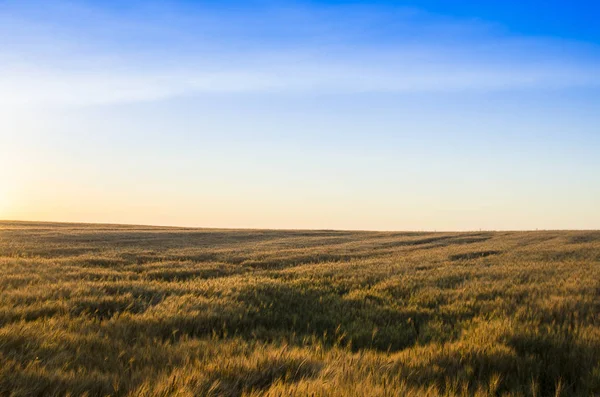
[0,221,599,396]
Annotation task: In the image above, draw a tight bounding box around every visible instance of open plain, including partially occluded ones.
[0,221,599,396]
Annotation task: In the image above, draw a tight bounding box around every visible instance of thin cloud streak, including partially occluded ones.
[1,2,600,106]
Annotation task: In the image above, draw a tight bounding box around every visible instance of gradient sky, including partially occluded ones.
[1,0,599,230]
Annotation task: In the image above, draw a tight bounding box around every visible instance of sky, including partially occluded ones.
[1,0,599,231]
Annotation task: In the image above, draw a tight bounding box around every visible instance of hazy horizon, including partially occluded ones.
[2,0,599,230]
[2,219,599,234]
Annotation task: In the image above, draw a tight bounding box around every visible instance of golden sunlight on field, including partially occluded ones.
[0,221,599,396]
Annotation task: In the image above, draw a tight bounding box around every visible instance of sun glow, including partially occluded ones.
[0,186,12,220]
[0,145,20,221]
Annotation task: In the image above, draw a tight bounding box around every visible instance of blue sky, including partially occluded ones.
[1,0,599,230]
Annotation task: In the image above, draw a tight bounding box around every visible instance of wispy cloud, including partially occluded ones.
[1,1,599,106]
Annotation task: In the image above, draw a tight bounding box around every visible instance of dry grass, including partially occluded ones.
[0,221,599,396]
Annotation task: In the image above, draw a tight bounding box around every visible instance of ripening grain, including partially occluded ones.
[0,221,599,396]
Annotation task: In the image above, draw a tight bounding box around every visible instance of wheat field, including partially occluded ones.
[0,221,599,396]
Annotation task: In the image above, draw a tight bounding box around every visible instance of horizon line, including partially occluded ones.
[1,219,598,233]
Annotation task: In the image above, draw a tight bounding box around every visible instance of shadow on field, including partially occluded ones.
[98,279,471,353]
[448,250,502,261]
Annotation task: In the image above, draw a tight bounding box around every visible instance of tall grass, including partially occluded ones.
[0,221,599,396]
